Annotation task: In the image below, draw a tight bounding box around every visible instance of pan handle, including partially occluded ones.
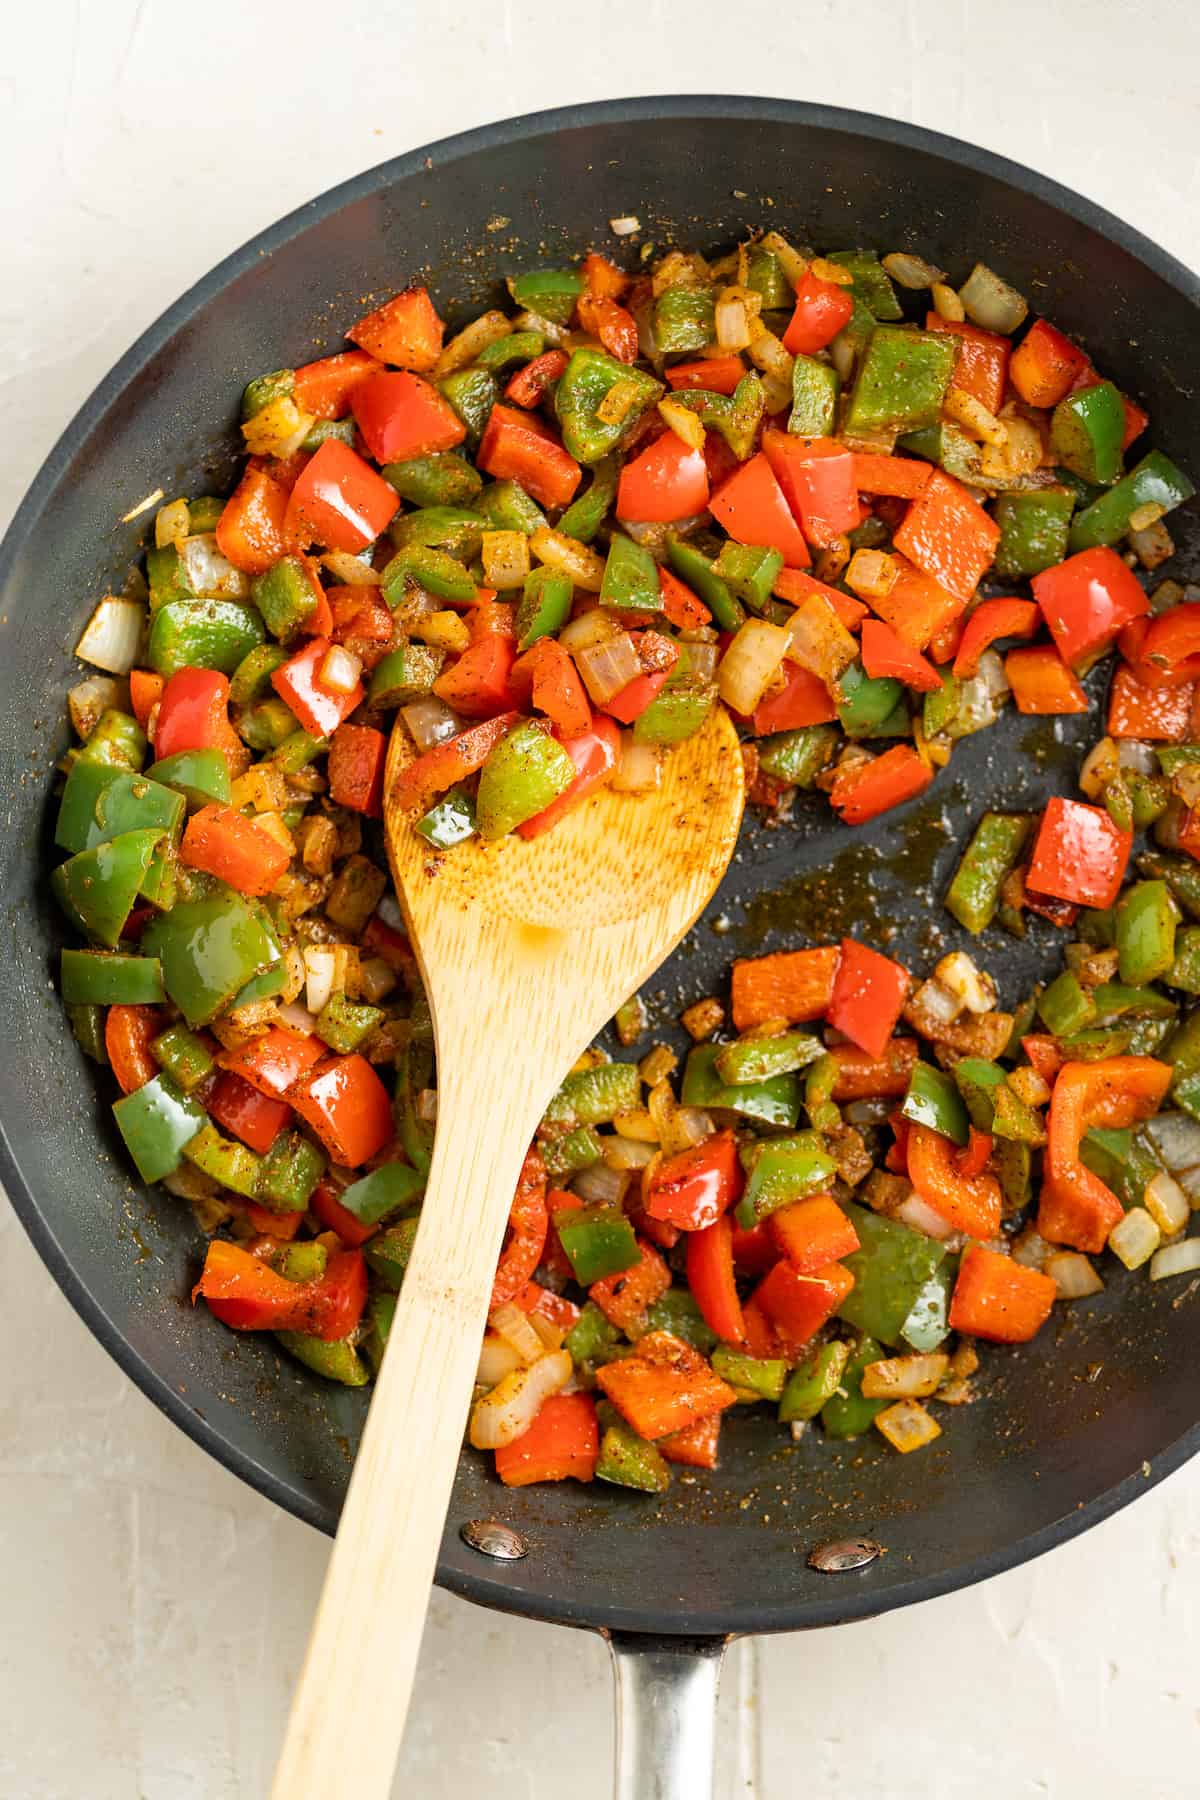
[607,1632,728,1800]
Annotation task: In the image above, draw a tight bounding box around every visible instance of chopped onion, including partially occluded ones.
[603,1134,657,1171]
[558,609,619,654]
[610,215,641,236]
[896,1194,953,1240]
[433,309,511,380]
[1045,1251,1104,1300]
[529,1312,568,1352]
[571,1161,630,1206]
[658,396,707,452]
[321,549,379,586]
[958,263,1028,334]
[718,619,792,714]
[911,976,961,1028]
[1079,736,1121,799]
[469,1349,571,1449]
[874,1398,941,1453]
[861,1352,949,1399]
[1149,1239,1200,1282]
[75,597,144,675]
[319,645,363,694]
[401,694,462,752]
[576,632,642,706]
[477,1333,523,1386]
[662,1106,713,1155]
[1142,1112,1200,1174]
[490,1301,547,1367]
[68,673,124,738]
[845,549,898,601]
[179,533,251,600]
[829,329,856,382]
[303,946,338,1016]
[883,252,946,289]
[682,638,719,683]
[530,525,606,591]
[1011,1226,1051,1269]
[934,950,996,1015]
[1108,1206,1161,1270]
[785,596,856,683]
[930,282,965,322]
[611,733,662,793]
[416,1088,438,1124]
[715,295,752,351]
[745,326,793,387]
[1144,1170,1190,1236]
[1117,739,1157,774]
[976,648,1011,704]
[277,1000,317,1036]
[759,231,810,287]
[944,386,1007,448]
[155,498,191,549]
[481,529,530,591]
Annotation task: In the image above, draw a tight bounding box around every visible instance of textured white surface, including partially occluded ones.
[4,3,1200,1794]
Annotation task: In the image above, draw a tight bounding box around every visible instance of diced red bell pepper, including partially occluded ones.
[702,427,742,493]
[953,599,1039,679]
[949,1244,1056,1343]
[180,804,291,897]
[516,714,620,839]
[216,467,294,574]
[292,350,383,419]
[595,1330,738,1440]
[830,1039,918,1101]
[348,286,444,372]
[1022,1034,1065,1084]
[686,1214,746,1344]
[769,1194,859,1274]
[730,1219,778,1278]
[753,1259,855,1357]
[351,371,465,464]
[892,469,1000,604]
[925,314,1010,413]
[709,452,810,568]
[153,669,232,760]
[326,722,386,816]
[774,565,863,617]
[1026,796,1132,909]
[105,1003,161,1094]
[284,440,399,553]
[1010,319,1090,408]
[826,938,909,1059]
[219,1026,325,1099]
[309,1180,379,1247]
[288,1054,394,1168]
[490,1148,549,1308]
[509,638,591,736]
[467,597,513,641]
[240,1203,303,1241]
[589,1238,672,1334]
[829,746,933,825]
[1107,666,1194,741]
[730,946,840,1030]
[603,669,670,724]
[272,636,365,738]
[505,350,569,409]
[1039,1056,1170,1252]
[762,429,861,548]
[644,1131,742,1232]
[664,356,746,395]
[617,430,709,523]
[907,1122,1001,1240]
[851,453,932,499]
[510,1282,581,1334]
[958,1127,995,1179]
[495,1392,599,1487]
[782,270,855,355]
[129,669,165,733]
[577,293,639,363]
[860,618,941,692]
[657,1413,721,1469]
[433,635,518,719]
[478,404,582,510]
[1005,645,1089,715]
[1122,603,1200,690]
[659,566,711,630]
[1032,547,1149,671]
[741,1297,784,1359]
[392,711,520,814]
[752,663,838,734]
[866,556,962,651]
[582,252,629,300]
[207,1070,292,1155]
[195,1239,367,1341]
[360,915,416,983]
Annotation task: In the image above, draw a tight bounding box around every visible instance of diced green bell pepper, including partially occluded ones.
[416,786,477,848]
[477,330,545,372]
[276,1241,328,1282]
[665,535,744,632]
[544,1061,642,1128]
[437,367,499,445]
[643,1288,718,1353]
[141,884,277,1024]
[146,543,193,610]
[337,1161,424,1227]
[112,1074,205,1182]
[901,1259,956,1352]
[1051,381,1125,486]
[236,697,297,752]
[715,1030,823,1086]
[675,376,766,462]
[475,721,576,839]
[556,349,662,465]
[952,1058,1044,1145]
[476,480,547,536]
[596,1418,671,1492]
[61,948,164,1005]
[146,749,232,808]
[314,991,384,1054]
[682,1043,800,1129]
[789,355,839,436]
[381,544,476,606]
[992,487,1076,579]
[1068,450,1195,552]
[541,1125,603,1178]
[757,725,838,787]
[1116,880,1178,985]
[52,828,164,947]
[301,418,356,452]
[565,1299,624,1366]
[653,287,715,354]
[67,1003,107,1062]
[846,326,958,434]
[779,1339,851,1422]
[230,643,289,707]
[252,557,318,639]
[945,811,1034,934]
[829,251,902,321]
[557,457,619,543]
[821,1334,887,1438]
[151,1023,214,1093]
[363,1292,397,1373]
[746,248,792,311]
[368,644,443,708]
[184,1123,261,1196]
[383,451,483,508]
[55,762,184,856]
[1166,925,1200,994]
[837,662,905,738]
[276,1331,369,1386]
[632,679,715,745]
[186,496,226,534]
[711,1345,788,1402]
[901,1062,969,1145]
[508,268,583,325]
[1080,1125,1163,1208]
[896,423,983,483]
[1037,969,1098,1037]
[600,532,662,612]
[77,709,146,771]
[256,1130,325,1212]
[735,1133,838,1227]
[390,504,487,560]
[837,1203,948,1348]
[992,1137,1031,1211]
[364,1216,422,1289]
[712,543,784,611]
[148,599,265,677]
[516,568,573,650]
[554,1201,639,1285]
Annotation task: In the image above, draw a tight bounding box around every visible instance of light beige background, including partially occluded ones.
[4,2,1200,1793]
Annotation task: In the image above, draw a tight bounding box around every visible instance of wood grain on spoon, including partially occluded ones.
[271,706,744,1799]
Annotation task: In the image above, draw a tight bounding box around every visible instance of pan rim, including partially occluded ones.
[3,92,1199,1638]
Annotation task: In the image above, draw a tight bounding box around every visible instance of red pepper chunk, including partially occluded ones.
[769,1195,859,1274]
[288,1055,394,1168]
[892,469,1000,605]
[510,637,592,737]
[351,371,465,465]
[906,1122,1002,1240]
[589,1238,672,1334]
[924,315,1010,413]
[603,669,670,724]
[830,1039,918,1101]
[284,440,399,553]
[782,270,854,355]
[495,1392,599,1487]
[1026,797,1132,910]
[850,453,931,499]
[686,1215,746,1344]
[292,350,382,419]
[516,714,619,840]
[348,285,444,372]
[730,946,840,1030]
[105,1004,161,1094]
[949,1244,1056,1344]
[1032,547,1149,671]
[709,452,810,568]
[504,350,569,409]
[1123,603,1200,689]
[490,1148,548,1308]
[129,669,164,732]
[595,1330,738,1440]
[1009,319,1090,408]
[664,355,746,395]
[180,804,291,897]
[867,557,962,652]
[218,1026,325,1098]
[829,746,933,826]
[657,1414,721,1469]
[953,599,1039,679]
[577,294,639,364]
[216,468,294,574]
[272,636,365,738]
[328,723,387,816]
[860,618,941,692]
[433,635,518,719]
[762,430,860,548]
[644,1131,742,1232]
[392,711,520,815]
[659,566,711,631]
[1107,667,1194,741]
[581,253,629,300]
[478,404,581,510]
[1005,645,1088,715]
[1039,1056,1170,1252]
[511,1281,581,1333]
[617,430,709,523]
[196,1239,367,1341]
[207,1070,292,1155]
[827,938,910,1059]
[751,663,837,734]
[153,669,232,760]
[310,1179,378,1249]
[753,1260,854,1357]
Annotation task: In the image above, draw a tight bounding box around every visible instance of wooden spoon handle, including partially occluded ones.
[270,1088,539,1799]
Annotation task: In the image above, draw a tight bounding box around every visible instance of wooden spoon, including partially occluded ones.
[271,705,743,1799]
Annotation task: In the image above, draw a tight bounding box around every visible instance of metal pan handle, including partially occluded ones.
[608,1632,728,1800]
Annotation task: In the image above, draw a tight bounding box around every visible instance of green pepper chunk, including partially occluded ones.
[186,496,225,534]
[276,1241,328,1283]
[653,287,715,354]
[437,367,499,444]
[276,1332,369,1386]
[77,709,147,772]
[256,1130,325,1212]
[746,248,792,311]
[837,662,906,738]
[665,535,744,632]
[945,811,1034,935]
[237,697,298,752]
[368,644,444,708]
[61,948,164,1005]
[837,1203,948,1348]
[515,567,573,651]
[364,1217,422,1290]
[113,1074,206,1182]
[681,1043,800,1129]
[1051,381,1125,485]
[1090,982,1176,1023]
[148,599,265,677]
[596,1418,671,1492]
[735,1133,838,1227]
[541,1125,603,1178]
[712,543,784,612]
[674,376,766,462]
[556,349,662,465]
[416,786,477,848]
[476,480,548,536]
[557,457,619,543]
[301,418,356,452]
[477,330,546,372]
[846,326,958,434]
[147,749,233,809]
[632,679,715,745]
[1038,969,1099,1037]
[508,268,583,325]
[896,422,983,484]
[1116,880,1178,986]
[821,1334,888,1439]
[1080,1125,1163,1208]
[779,1340,851,1422]
[146,544,193,610]
[363,1292,397,1372]
[230,643,290,707]
[252,556,318,639]
[901,1062,969,1146]
[788,355,839,436]
[544,1061,642,1128]
[184,1122,262,1196]
[992,487,1076,579]
[390,504,487,559]
[901,1259,956,1352]
[757,725,838,787]
[313,990,385,1054]
[52,828,164,947]
[952,1058,1045,1145]
[711,1345,788,1402]
[600,532,662,612]
[643,1288,718,1354]
[1068,450,1195,552]
[337,1161,424,1227]
[67,1003,107,1063]
[1166,925,1200,994]
[151,1023,214,1093]
[383,451,483,508]
[554,1201,639,1285]
[475,721,576,839]
[142,884,277,1025]
[55,762,184,856]
[715,1030,823,1086]
[381,544,477,606]
[241,369,294,419]
[829,251,902,321]
[565,1300,624,1367]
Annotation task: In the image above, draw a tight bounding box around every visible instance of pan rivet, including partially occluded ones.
[808,1536,884,1573]
[461,1519,529,1561]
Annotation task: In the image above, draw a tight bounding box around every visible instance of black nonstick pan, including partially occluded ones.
[3,97,1199,1797]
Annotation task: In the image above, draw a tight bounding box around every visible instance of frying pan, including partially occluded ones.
[3,96,1199,1798]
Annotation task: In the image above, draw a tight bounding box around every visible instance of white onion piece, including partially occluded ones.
[1116,739,1158,775]
[529,1312,568,1352]
[975,648,1011,704]
[1108,1207,1161,1270]
[860,1352,949,1399]
[477,1333,522,1386]
[1142,1113,1200,1173]
[490,1302,547,1367]
[896,1195,953,1240]
[321,549,379,586]
[603,1135,657,1171]
[559,608,621,653]
[958,263,1028,334]
[571,1161,630,1206]
[882,252,945,289]
[1176,1164,1200,1204]
[683,640,719,683]
[829,330,856,382]
[375,891,405,930]
[1144,1169,1190,1236]
[303,946,338,1016]
[610,215,641,236]
[179,533,251,599]
[1011,1227,1051,1270]
[319,645,362,694]
[75,597,144,675]
[913,977,961,1026]
[1045,1252,1104,1300]
[717,619,791,714]
[401,694,462,751]
[1149,1239,1200,1282]
[68,674,124,739]
[934,950,996,1015]
[276,1001,317,1036]
[662,1106,712,1153]
[576,633,642,706]
[611,734,662,793]
[469,1349,571,1449]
